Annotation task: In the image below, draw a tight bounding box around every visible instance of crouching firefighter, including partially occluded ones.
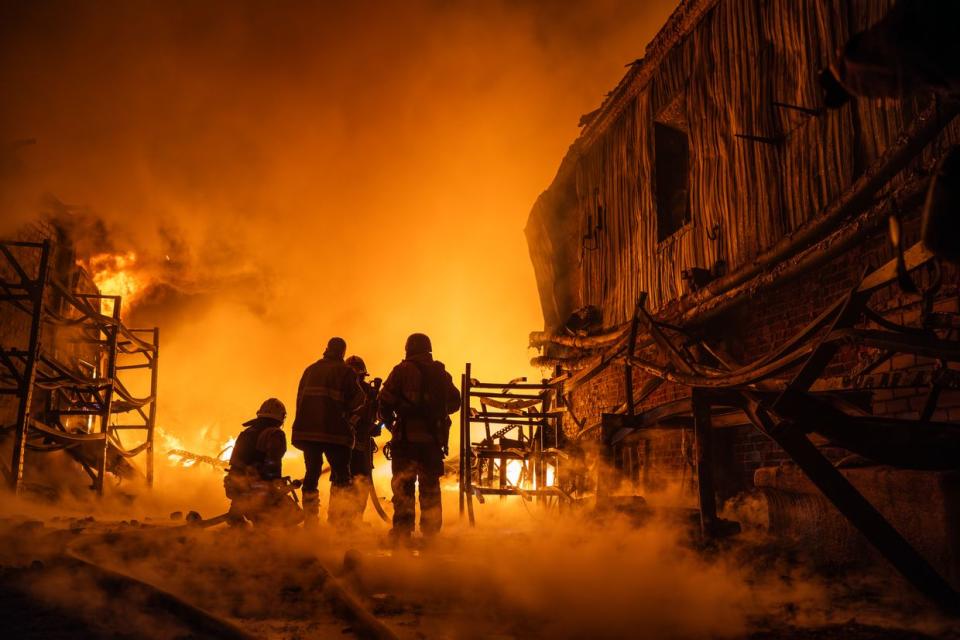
[379,333,461,542]
[292,337,363,528]
[345,355,385,522]
[224,398,302,527]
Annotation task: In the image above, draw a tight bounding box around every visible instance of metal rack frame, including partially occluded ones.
[458,362,568,525]
[0,240,159,495]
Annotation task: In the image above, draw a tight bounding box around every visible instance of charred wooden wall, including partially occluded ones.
[527,0,960,582]
[527,0,946,331]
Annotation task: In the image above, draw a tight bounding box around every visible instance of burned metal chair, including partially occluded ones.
[458,366,569,525]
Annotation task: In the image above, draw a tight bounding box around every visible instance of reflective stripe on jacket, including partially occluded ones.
[292,356,362,447]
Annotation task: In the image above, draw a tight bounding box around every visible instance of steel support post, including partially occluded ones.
[536,390,548,503]
[94,297,121,496]
[625,299,644,417]
[692,389,717,538]
[459,370,466,518]
[145,327,160,488]
[463,362,475,526]
[9,241,50,493]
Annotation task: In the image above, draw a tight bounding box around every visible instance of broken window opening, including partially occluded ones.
[654,121,691,242]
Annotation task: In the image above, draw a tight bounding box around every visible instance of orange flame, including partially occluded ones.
[84,251,143,313]
[218,437,236,462]
[503,459,555,489]
[505,459,524,487]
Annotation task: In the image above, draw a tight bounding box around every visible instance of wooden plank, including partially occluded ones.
[742,393,960,614]
[470,391,546,400]
[773,393,960,471]
[830,328,960,362]
[467,411,564,421]
[811,367,949,392]
[858,242,934,293]
[773,279,870,414]
[469,382,555,391]
[638,303,697,375]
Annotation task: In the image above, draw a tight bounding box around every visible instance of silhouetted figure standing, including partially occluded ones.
[292,337,363,527]
[379,333,460,543]
[345,355,382,522]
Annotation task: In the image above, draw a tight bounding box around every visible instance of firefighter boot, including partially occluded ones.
[327,484,354,529]
[302,490,320,529]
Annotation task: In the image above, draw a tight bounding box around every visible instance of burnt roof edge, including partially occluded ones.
[525,0,718,237]
[578,0,718,150]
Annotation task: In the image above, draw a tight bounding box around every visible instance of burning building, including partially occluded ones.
[0,219,159,499]
[525,0,960,613]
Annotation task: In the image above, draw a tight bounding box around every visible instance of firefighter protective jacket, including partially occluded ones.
[228,418,286,481]
[379,353,461,445]
[292,356,363,447]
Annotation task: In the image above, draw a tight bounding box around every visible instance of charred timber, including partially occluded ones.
[532,100,956,356]
[468,382,556,391]
[685,99,956,308]
[529,355,591,369]
[739,392,960,615]
[683,178,932,324]
[529,328,628,349]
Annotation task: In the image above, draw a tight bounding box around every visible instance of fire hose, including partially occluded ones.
[368,478,389,523]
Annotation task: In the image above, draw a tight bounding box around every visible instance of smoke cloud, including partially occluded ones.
[1,0,677,489]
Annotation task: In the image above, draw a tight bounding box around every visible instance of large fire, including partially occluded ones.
[218,437,236,462]
[83,251,143,314]
[503,459,556,489]
[162,428,235,470]
[161,429,195,468]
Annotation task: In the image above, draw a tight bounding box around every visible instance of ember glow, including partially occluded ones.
[217,437,236,463]
[86,252,140,301]
[161,429,193,468]
[505,459,524,487]
[502,459,557,489]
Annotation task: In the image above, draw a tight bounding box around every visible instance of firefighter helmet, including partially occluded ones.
[345,355,368,377]
[255,397,287,422]
[405,333,432,356]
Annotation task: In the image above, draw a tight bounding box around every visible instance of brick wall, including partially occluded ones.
[564,210,960,503]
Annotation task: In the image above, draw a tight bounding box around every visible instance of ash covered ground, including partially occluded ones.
[0,482,956,640]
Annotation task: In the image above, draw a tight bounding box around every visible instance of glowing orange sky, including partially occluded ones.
[0,0,677,454]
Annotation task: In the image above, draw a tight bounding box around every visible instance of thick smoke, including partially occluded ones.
[2,489,954,639]
[1,0,677,495]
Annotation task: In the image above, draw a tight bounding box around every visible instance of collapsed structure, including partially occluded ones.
[525,0,960,612]
[0,221,158,497]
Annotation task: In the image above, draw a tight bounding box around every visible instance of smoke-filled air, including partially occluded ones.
[1,0,673,470]
[3,0,960,639]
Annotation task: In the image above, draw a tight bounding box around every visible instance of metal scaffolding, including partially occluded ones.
[458,363,569,525]
[0,239,159,495]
